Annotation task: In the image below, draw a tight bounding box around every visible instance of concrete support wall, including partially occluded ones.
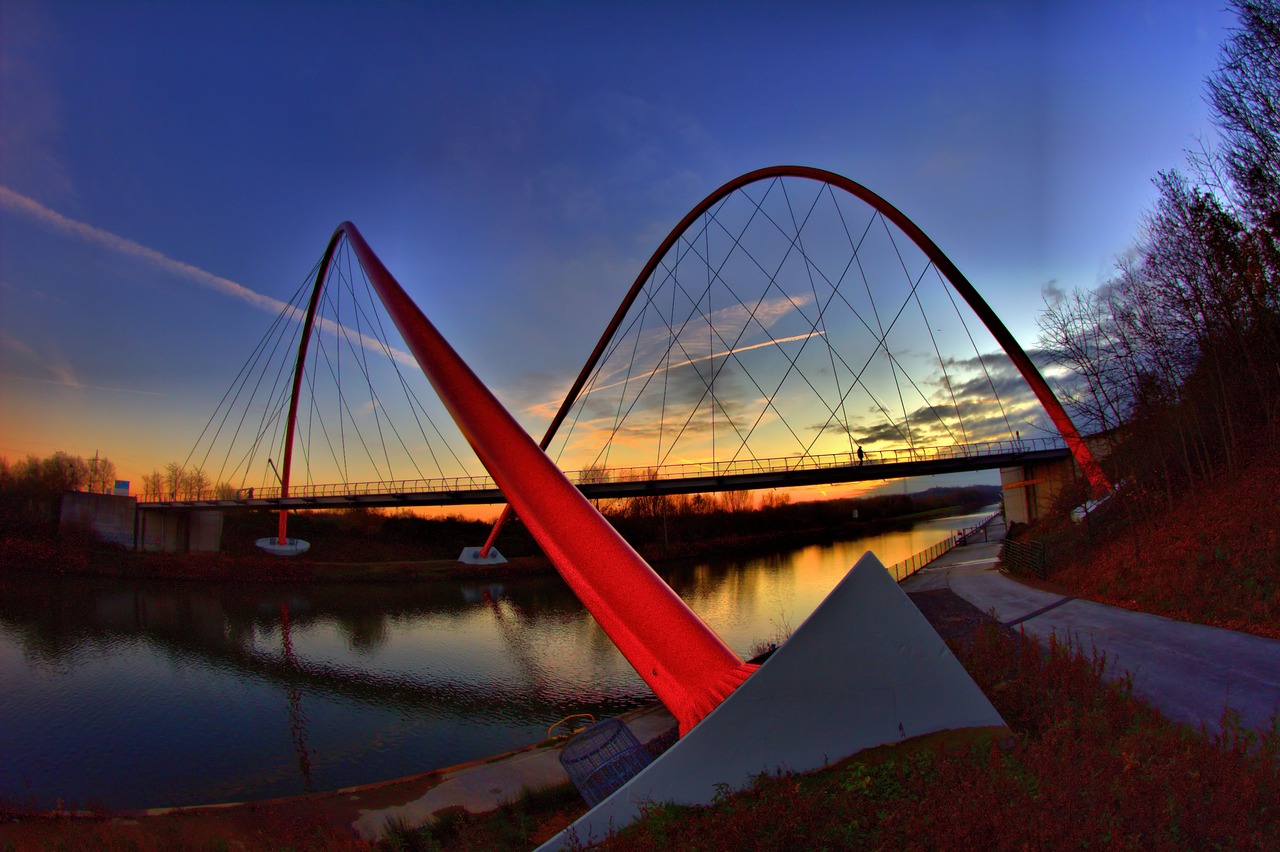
[59,492,137,548]
[1001,459,1069,525]
[538,552,1007,850]
[136,509,224,553]
[1002,433,1115,525]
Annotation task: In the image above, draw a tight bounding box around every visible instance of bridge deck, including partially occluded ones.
[139,439,1068,510]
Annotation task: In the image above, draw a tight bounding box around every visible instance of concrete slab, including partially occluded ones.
[538,552,1006,850]
[352,746,564,840]
[458,546,507,565]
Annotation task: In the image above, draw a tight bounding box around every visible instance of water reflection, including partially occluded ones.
[279,602,313,792]
[0,509,992,810]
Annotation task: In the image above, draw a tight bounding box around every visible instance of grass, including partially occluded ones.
[589,624,1280,851]
[374,783,587,851]
[1022,453,1280,639]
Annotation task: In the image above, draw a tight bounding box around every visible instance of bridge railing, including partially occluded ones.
[574,436,1064,486]
[887,511,1001,582]
[143,437,1065,504]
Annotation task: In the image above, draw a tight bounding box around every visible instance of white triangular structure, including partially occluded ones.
[457,546,507,565]
[538,551,1006,850]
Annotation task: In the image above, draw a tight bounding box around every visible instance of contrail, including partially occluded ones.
[2,372,163,396]
[522,330,827,417]
[0,185,417,367]
[580,331,827,397]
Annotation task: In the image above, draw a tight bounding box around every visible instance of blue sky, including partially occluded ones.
[0,0,1231,493]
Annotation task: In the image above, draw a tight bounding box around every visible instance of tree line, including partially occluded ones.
[599,485,1002,553]
[0,450,248,538]
[138,463,238,502]
[0,450,118,535]
[1037,0,1279,507]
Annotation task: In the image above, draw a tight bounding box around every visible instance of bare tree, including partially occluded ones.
[86,453,117,494]
[42,451,88,493]
[759,491,791,511]
[1206,0,1280,228]
[163,462,184,500]
[142,470,164,501]
[718,489,754,513]
[181,467,211,499]
[1036,287,1133,437]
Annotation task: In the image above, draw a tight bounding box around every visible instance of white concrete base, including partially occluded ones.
[537,551,1007,850]
[254,537,310,556]
[457,546,507,565]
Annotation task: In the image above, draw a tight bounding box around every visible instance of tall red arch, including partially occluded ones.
[479,165,1111,553]
[277,222,755,735]
[274,168,1112,732]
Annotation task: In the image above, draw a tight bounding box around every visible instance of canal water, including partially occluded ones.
[0,509,993,810]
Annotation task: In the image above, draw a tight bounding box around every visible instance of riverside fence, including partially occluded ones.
[999,538,1047,579]
[887,512,1000,582]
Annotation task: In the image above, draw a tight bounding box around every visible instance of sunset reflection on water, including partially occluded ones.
[0,508,992,810]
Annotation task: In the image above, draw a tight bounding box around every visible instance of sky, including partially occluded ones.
[0,0,1233,506]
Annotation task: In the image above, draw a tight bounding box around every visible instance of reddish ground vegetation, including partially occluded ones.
[597,624,1280,851]
[1033,453,1280,639]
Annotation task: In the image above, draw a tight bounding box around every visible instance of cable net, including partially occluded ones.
[177,235,479,501]
[547,176,1044,479]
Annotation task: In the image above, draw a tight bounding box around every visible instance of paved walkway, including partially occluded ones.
[901,521,1280,734]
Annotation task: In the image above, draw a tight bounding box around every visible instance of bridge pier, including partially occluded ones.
[1000,433,1114,525]
[136,508,223,554]
[1001,461,1064,525]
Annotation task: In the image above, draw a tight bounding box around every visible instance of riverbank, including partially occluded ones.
[0,501,993,584]
[0,702,677,851]
[0,535,556,583]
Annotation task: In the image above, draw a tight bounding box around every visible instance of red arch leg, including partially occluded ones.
[332,222,755,735]
[274,230,345,545]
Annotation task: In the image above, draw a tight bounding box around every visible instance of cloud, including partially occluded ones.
[1,330,83,389]
[2,331,164,395]
[0,3,75,202]
[0,331,37,359]
[2,372,161,396]
[1041,279,1066,307]
[523,292,818,418]
[584,330,824,401]
[1,185,292,314]
[0,185,419,368]
[0,278,65,305]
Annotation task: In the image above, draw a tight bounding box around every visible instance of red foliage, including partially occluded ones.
[599,625,1280,850]
[1048,454,1280,638]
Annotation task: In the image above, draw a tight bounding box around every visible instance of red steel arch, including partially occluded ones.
[278,222,755,735]
[479,165,1111,553]
[274,229,344,547]
[274,169,1111,732]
